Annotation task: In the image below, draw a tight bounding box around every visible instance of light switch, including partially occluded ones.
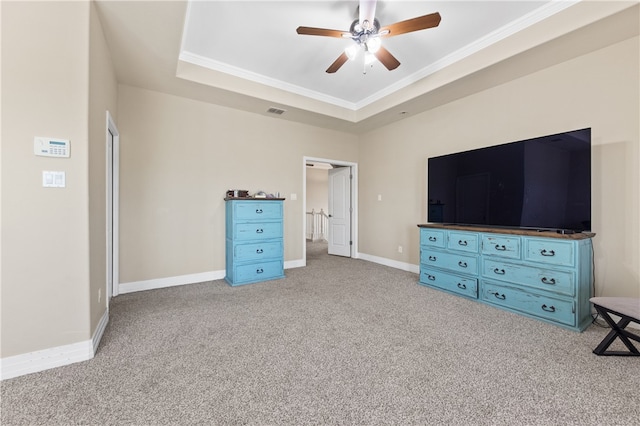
[290,193,297,201]
[42,171,65,188]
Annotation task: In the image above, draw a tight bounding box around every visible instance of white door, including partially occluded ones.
[328,166,351,257]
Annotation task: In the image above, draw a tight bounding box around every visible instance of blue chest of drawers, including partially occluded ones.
[418,225,594,331]
[225,199,285,286]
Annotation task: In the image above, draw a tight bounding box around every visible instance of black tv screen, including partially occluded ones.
[427,128,591,232]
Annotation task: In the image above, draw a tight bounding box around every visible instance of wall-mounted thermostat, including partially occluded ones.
[34,137,70,158]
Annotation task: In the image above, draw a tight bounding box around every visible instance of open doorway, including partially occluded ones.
[303,156,358,264]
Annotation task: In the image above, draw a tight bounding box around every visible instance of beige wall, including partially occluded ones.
[116,85,358,283]
[88,1,118,332]
[306,168,329,214]
[1,1,91,357]
[358,36,640,298]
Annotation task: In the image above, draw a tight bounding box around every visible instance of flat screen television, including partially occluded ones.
[427,128,591,233]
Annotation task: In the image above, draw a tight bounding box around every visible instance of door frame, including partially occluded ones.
[303,156,358,265]
[106,111,120,300]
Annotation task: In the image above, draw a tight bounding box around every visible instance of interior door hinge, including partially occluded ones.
[350,241,353,246]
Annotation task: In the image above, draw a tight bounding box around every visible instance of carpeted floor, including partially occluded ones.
[1,241,638,425]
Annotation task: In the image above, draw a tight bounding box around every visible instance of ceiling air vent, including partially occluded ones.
[267,107,286,115]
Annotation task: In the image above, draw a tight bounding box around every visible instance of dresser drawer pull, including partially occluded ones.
[427,274,436,281]
[428,255,437,261]
[491,291,506,300]
[541,304,556,313]
[458,261,468,268]
[458,240,468,246]
[540,249,555,257]
[457,283,467,290]
[255,209,263,214]
[256,229,264,234]
[494,245,507,251]
[256,268,264,274]
[541,277,556,285]
[428,236,437,242]
[256,249,264,254]
[493,268,506,275]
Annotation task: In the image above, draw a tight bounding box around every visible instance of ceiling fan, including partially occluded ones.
[296,0,441,74]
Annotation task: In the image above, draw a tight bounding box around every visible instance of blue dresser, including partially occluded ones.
[418,224,594,331]
[225,198,285,286]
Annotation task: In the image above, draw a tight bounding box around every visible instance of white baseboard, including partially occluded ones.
[357,252,420,274]
[118,262,306,295]
[1,310,109,381]
[118,270,226,294]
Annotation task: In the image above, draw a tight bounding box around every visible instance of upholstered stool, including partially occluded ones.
[590,297,640,356]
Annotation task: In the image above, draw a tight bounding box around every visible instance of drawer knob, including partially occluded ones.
[428,255,437,261]
[540,249,555,257]
[256,209,263,214]
[458,240,468,246]
[256,229,264,234]
[491,291,506,300]
[256,249,264,254]
[458,261,468,268]
[495,245,506,251]
[457,283,467,290]
[541,277,556,285]
[493,268,506,275]
[256,268,264,274]
[428,236,437,242]
[427,274,436,281]
[541,304,556,313]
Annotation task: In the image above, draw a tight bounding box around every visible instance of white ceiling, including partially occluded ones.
[95,0,638,133]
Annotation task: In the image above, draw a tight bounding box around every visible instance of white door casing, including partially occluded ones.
[106,111,120,299]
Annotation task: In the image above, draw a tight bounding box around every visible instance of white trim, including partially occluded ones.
[303,156,359,264]
[118,261,305,295]
[106,111,120,299]
[357,252,420,274]
[92,310,109,354]
[1,311,109,381]
[285,258,305,270]
[118,270,226,294]
[179,51,356,110]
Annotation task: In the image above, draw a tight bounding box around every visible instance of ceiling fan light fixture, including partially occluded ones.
[345,44,359,61]
[364,50,376,66]
[366,37,381,53]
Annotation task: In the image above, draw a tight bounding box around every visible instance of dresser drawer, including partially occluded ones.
[421,228,446,248]
[234,201,282,220]
[482,235,521,259]
[235,260,284,284]
[234,241,282,261]
[421,249,478,275]
[233,222,282,240]
[481,281,574,326]
[525,239,574,267]
[482,259,575,296]
[420,268,478,298]
[447,231,479,253]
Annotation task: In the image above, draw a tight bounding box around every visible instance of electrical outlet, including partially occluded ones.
[98,288,102,303]
[398,245,403,253]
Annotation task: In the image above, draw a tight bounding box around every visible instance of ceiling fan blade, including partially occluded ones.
[359,0,377,30]
[374,46,400,71]
[380,12,441,37]
[296,26,349,38]
[326,52,349,73]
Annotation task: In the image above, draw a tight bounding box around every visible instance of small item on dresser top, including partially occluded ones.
[226,189,249,198]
